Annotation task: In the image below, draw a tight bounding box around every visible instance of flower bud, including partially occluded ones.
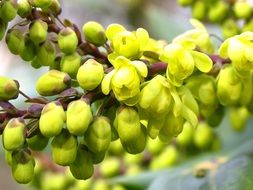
[29,0,53,8]
[234,2,252,19]
[58,27,78,54]
[139,75,172,117]
[192,1,206,21]
[30,57,42,69]
[69,146,94,180]
[36,70,71,96]
[60,52,81,78]
[85,116,111,154]
[37,40,56,66]
[0,19,7,40]
[0,0,17,22]
[217,65,242,106]
[99,157,120,178]
[193,122,214,149]
[146,138,165,155]
[20,34,37,61]
[39,102,65,137]
[0,76,19,101]
[27,133,49,151]
[77,59,104,90]
[66,99,93,135]
[17,0,32,18]
[2,118,26,151]
[159,113,184,143]
[6,29,25,55]
[51,129,78,166]
[229,107,249,132]
[43,0,61,16]
[29,20,48,45]
[206,106,225,127]
[242,19,253,32]
[114,107,146,154]
[41,172,69,190]
[147,116,165,139]
[208,1,229,23]
[82,21,106,46]
[11,150,35,184]
[90,151,106,164]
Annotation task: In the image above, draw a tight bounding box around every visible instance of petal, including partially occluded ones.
[135,28,149,50]
[105,24,126,41]
[218,39,229,58]
[190,51,212,73]
[101,70,115,95]
[130,60,148,77]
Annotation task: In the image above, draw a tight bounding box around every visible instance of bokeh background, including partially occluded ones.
[1,0,252,189]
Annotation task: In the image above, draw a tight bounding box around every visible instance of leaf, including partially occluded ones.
[191,51,213,73]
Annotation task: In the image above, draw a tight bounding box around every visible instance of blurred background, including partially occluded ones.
[1,0,251,189]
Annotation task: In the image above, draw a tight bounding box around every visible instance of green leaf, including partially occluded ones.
[191,51,213,73]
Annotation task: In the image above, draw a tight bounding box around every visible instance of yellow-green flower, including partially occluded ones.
[106,24,149,59]
[172,19,214,53]
[101,56,147,106]
[219,32,253,74]
[160,43,212,86]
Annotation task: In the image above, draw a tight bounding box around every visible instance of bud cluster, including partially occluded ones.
[177,0,253,38]
[0,0,252,185]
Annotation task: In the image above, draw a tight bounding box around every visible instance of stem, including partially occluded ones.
[148,62,167,76]
[210,33,224,43]
[19,90,32,101]
[55,16,65,28]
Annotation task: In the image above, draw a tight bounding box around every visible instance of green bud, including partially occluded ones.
[229,107,249,132]
[90,151,106,164]
[6,29,25,55]
[0,76,19,101]
[221,19,240,39]
[193,122,214,149]
[192,1,206,21]
[234,2,252,19]
[77,59,104,90]
[4,150,13,166]
[93,180,109,190]
[208,1,229,23]
[82,21,106,46]
[39,102,65,137]
[69,146,94,180]
[150,145,178,170]
[108,139,124,156]
[37,40,56,66]
[51,129,78,166]
[69,179,91,190]
[112,185,127,190]
[29,0,53,8]
[66,99,93,135]
[17,0,32,18]
[139,75,172,117]
[27,133,49,151]
[99,157,120,178]
[58,27,78,54]
[0,0,17,22]
[159,113,184,143]
[43,0,61,16]
[124,152,143,165]
[125,164,142,176]
[30,57,42,69]
[0,19,7,40]
[147,116,165,139]
[11,150,35,184]
[29,20,48,45]
[217,65,242,106]
[176,122,194,147]
[85,116,111,154]
[20,34,37,61]
[60,52,81,78]
[2,118,25,151]
[36,70,71,96]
